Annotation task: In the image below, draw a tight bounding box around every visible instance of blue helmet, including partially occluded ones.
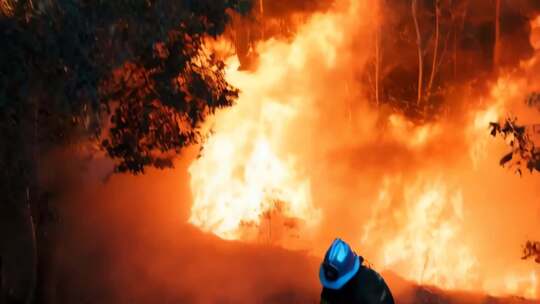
[319,238,361,290]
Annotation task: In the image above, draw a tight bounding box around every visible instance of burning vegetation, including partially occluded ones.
[189,0,540,300]
[1,0,540,303]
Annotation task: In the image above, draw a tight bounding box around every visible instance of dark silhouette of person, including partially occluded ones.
[319,238,394,304]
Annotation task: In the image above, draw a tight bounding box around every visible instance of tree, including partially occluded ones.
[490,94,540,265]
[426,0,440,99]
[0,0,251,302]
[412,0,423,105]
[490,120,540,175]
[365,0,540,123]
[522,241,540,264]
[366,0,470,121]
[374,0,382,106]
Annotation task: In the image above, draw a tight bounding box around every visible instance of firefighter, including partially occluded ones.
[319,238,394,304]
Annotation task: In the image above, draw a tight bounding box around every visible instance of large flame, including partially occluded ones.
[187,32,330,243]
[189,0,540,299]
[188,97,319,242]
[363,176,478,290]
[187,66,320,241]
[189,0,369,244]
[358,77,539,298]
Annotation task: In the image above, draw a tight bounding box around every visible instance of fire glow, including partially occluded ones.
[188,43,322,242]
[189,0,540,299]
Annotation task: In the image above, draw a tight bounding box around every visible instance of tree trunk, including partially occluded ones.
[345,81,353,129]
[453,22,457,79]
[453,0,469,80]
[30,91,57,304]
[0,132,37,304]
[234,16,251,70]
[412,0,423,105]
[493,0,501,69]
[259,0,264,40]
[426,0,440,99]
[0,91,44,304]
[375,0,382,106]
[0,197,36,304]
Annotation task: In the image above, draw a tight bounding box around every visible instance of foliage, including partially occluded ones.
[521,241,540,264]
[1,1,252,302]
[526,92,540,111]
[0,0,252,174]
[489,117,540,175]
[363,1,540,123]
[490,98,540,266]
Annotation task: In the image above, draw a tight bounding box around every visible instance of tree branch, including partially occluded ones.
[412,0,423,105]
[426,0,440,99]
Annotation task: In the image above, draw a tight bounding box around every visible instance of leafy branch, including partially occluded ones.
[489,117,540,175]
[521,241,540,264]
[526,92,540,111]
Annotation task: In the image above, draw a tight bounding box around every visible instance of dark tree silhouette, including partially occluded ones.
[490,95,540,266]
[0,0,251,302]
[489,117,540,175]
[522,241,540,264]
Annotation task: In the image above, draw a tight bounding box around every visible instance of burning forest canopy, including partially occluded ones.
[1,0,540,303]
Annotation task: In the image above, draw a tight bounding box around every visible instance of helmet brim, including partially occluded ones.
[319,255,360,290]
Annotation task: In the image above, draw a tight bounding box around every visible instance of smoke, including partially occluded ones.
[41,147,325,303]
[261,0,334,18]
[296,0,540,297]
[192,0,540,298]
[44,149,538,303]
[41,0,540,302]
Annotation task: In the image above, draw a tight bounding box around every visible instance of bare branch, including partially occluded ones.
[426,0,440,99]
[522,241,540,264]
[412,0,423,105]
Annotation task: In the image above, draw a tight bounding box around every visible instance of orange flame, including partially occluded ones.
[189,0,540,299]
[188,47,324,243]
[187,67,321,241]
[363,177,479,290]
